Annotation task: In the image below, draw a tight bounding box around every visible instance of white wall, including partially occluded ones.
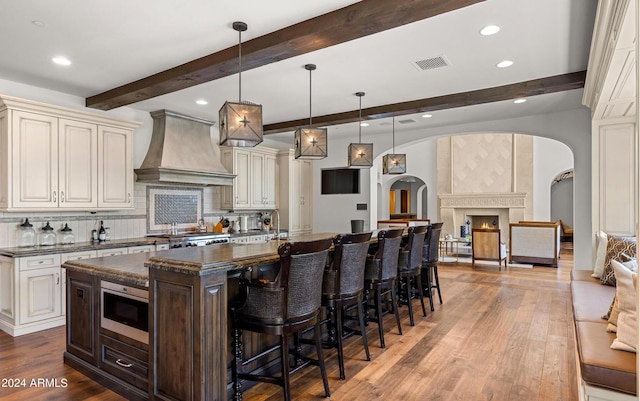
[532,136,574,220]
[312,105,592,269]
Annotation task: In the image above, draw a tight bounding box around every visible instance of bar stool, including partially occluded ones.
[364,228,404,348]
[422,222,443,311]
[231,238,333,401]
[397,225,428,326]
[322,232,372,380]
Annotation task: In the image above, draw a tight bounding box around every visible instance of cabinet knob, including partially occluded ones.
[53,191,57,202]
[127,193,132,203]
[60,191,65,203]
[56,273,59,285]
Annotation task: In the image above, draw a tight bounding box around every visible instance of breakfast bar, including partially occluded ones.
[62,234,339,401]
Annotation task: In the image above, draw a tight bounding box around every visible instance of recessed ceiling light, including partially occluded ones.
[480,25,500,36]
[497,60,513,68]
[422,114,433,118]
[513,98,527,104]
[32,20,45,27]
[360,122,369,127]
[52,56,71,66]
[195,99,208,105]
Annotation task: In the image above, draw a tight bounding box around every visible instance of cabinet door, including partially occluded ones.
[220,148,234,210]
[67,270,97,364]
[250,152,265,208]
[299,159,313,231]
[290,160,303,233]
[98,126,133,208]
[19,266,62,324]
[59,119,98,208]
[0,258,15,322]
[11,111,59,208]
[263,153,277,208]
[234,149,251,209]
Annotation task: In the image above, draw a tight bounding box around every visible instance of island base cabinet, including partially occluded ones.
[66,270,98,365]
[100,334,149,390]
[149,267,227,401]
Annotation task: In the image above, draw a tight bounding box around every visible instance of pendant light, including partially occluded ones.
[219,21,263,147]
[294,64,327,159]
[347,92,373,168]
[382,117,407,174]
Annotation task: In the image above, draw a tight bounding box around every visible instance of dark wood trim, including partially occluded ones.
[264,71,588,134]
[86,0,485,110]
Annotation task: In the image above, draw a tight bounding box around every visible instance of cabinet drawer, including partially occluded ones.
[100,335,148,390]
[61,250,97,263]
[96,247,128,257]
[128,245,154,254]
[18,254,61,271]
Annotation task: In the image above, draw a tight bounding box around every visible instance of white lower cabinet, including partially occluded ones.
[0,254,65,336]
[128,244,155,254]
[19,266,61,324]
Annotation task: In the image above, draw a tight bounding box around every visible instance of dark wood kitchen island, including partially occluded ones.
[62,234,338,401]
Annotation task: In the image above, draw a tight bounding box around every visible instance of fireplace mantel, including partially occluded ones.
[439,193,527,208]
[439,192,528,242]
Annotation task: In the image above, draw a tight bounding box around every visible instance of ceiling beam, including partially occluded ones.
[86,0,486,110]
[263,70,588,134]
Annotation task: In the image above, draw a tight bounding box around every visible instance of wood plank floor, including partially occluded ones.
[0,244,577,401]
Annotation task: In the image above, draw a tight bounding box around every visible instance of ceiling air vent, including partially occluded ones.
[412,55,450,71]
[397,118,417,124]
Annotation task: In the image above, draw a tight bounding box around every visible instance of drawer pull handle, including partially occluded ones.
[115,359,133,368]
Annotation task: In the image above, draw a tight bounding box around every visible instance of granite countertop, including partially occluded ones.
[0,237,168,258]
[63,232,343,286]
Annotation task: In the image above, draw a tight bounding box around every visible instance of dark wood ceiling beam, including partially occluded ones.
[86,0,486,110]
[263,70,587,134]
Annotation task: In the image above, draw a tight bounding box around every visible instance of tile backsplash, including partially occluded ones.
[0,183,269,248]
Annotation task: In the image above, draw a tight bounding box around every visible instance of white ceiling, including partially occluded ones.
[0,0,597,146]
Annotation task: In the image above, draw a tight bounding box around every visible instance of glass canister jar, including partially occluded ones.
[58,223,75,245]
[39,222,56,246]
[16,218,36,247]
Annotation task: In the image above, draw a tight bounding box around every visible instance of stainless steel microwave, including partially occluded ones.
[100,281,149,345]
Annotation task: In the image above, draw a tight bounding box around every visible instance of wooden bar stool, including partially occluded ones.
[422,222,443,311]
[231,238,333,401]
[364,228,404,348]
[397,225,428,326]
[322,232,372,380]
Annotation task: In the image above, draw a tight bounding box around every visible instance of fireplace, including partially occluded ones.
[439,192,527,244]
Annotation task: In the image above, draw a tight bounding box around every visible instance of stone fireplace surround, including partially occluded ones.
[439,193,527,244]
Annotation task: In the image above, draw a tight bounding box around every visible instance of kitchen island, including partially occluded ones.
[62,234,341,401]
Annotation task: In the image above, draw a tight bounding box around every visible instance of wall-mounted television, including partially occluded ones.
[321,168,360,194]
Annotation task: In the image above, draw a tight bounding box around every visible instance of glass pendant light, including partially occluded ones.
[219,21,263,147]
[382,117,407,174]
[294,64,327,159]
[347,92,373,168]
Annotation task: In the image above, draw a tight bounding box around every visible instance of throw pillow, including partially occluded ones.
[601,236,637,286]
[606,295,619,333]
[610,260,637,352]
[592,230,609,278]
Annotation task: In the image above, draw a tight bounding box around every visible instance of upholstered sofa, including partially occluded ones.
[508,221,561,266]
[571,270,637,400]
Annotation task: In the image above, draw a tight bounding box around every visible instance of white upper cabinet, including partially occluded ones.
[221,146,278,210]
[0,95,139,211]
[277,150,313,235]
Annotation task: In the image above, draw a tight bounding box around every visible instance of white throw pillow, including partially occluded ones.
[610,260,637,352]
[592,230,608,278]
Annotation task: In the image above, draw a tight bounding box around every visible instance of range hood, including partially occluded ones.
[135,110,235,186]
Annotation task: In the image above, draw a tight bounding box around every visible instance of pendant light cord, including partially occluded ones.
[358,95,362,143]
[392,116,395,153]
[238,29,242,102]
[309,67,313,127]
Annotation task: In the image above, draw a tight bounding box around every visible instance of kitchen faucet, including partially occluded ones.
[269,209,280,240]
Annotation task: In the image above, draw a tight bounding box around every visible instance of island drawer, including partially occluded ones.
[100,334,148,390]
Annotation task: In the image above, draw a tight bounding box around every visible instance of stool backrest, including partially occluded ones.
[404,225,428,271]
[423,222,443,264]
[332,232,373,295]
[373,229,404,280]
[278,238,333,320]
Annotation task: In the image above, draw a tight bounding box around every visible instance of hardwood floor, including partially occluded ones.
[0,244,577,401]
